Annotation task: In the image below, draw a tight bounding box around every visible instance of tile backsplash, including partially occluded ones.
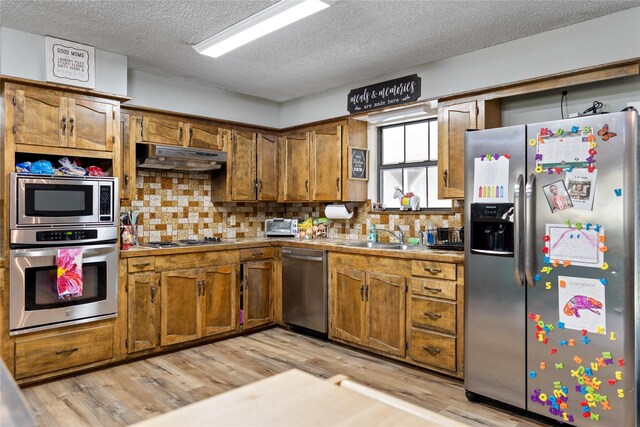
[121,170,463,243]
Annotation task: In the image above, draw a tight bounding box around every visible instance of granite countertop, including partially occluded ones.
[121,237,465,263]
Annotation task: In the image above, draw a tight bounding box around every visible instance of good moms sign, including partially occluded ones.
[347,74,421,114]
[45,36,95,89]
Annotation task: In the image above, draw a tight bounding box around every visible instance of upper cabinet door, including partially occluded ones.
[142,116,185,146]
[257,133,278,201]
[438,101,478,199]
[231,130,257,201]
[281,132,310,201]
[311,126,342,201]
[13,88,67,147]
[189,123,224,150]
[66,97,115,151]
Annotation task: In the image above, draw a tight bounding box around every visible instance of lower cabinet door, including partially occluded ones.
[161,269,200,346]
[14,323,114,379]
[243,260,273,329]
[330,268,366,345]
[365,272,406,356]
[127,272,159,353]
[201,265,238,336]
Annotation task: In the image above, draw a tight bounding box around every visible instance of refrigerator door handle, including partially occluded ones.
[513,174,525,287]
[524,173,536,288]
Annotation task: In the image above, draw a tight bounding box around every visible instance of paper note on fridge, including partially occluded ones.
[558,276,605,334]
[565,169,597,211]
[537,133,590,169]
[473,157,509,203]
[546,224,604,268]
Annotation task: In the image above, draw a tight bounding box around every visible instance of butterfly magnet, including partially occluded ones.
[597,124,617,141]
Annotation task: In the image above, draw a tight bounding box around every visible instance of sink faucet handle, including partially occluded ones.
[418,230,425,246]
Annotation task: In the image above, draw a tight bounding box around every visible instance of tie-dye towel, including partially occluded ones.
[57,248,83,299]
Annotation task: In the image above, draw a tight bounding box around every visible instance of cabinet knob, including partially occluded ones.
[69,117,75,136]
[305,179,309,193]
[443,169,448,186]
[336,177,340,192]
[61,116,67,132]
[179,127,183,142]
[150,286,156,303]
[197,280,202,296]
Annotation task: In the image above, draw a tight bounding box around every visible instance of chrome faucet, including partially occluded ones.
[376,226,404,244]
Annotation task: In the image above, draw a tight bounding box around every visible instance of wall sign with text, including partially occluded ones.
[45,36,95,89]
[349,148,368,180]
[347,74,421,114]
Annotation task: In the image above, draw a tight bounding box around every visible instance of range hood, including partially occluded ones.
[137,144,227,172]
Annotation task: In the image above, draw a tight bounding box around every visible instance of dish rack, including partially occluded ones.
[424,227,464,251]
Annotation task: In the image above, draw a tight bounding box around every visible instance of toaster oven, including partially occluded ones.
[264,218,298,237]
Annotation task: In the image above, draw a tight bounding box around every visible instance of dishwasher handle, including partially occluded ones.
[282,253,325,262]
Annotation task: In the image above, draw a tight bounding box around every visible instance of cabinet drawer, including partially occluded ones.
[128,256,155,272]
[411,260,456,280]
[15,324,114,379]
[410,328,456,371]
[411,278,456,301]
[411,297,456,334]
[240,247,274,261]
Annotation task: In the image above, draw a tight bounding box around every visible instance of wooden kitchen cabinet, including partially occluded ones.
[201,265,238,336]
[257,133,278,200]
[230,130,257,201]
[189,122,225,150]
[242,260,273,330]
[280,131,311,201]
[329,254,407,357]
[160,264,239,346]
[127,272,160,353]
[279,120,367,202]
[437,99,500,199]
[161,269,200,346]
[10,85,118,151]
[408,260,464,377]
[141,115,186,146]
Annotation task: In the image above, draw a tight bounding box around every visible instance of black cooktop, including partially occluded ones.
[144,237,223,248]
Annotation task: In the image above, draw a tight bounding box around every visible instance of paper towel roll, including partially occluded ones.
[325,204,353,219]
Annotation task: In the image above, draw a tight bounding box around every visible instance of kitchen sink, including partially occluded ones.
[335,241,426,251]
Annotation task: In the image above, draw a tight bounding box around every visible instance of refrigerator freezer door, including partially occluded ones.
[464,125,527,408]
[525,112,637,426]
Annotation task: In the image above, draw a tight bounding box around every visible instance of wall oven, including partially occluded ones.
[9,243,118,335]
[9,173,119,335]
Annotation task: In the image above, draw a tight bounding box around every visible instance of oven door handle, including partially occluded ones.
[13,245,117,258]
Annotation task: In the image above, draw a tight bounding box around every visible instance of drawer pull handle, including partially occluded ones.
[423,346,442,355]
[423,311,442,320]
[133,262,150,268]
[252,252,264,257]
[424,267,442,273]
[56,347,79,355]
[423,286,442,293]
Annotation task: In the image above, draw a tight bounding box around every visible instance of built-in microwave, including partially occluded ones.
[10,174,118,230]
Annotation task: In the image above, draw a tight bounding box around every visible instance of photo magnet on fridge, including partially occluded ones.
[542,180,573,213]
[565,169,597,211]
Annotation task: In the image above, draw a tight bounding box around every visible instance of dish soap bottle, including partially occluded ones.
[368,225,377,242]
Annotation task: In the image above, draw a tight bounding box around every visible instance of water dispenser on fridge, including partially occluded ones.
[469,203,514,256]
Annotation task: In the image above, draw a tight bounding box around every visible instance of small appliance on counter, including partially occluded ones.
[264,218,298,237]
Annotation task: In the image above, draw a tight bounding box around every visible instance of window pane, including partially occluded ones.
[427,166,452,208]
[381,127,404,165]
[403,167,427,208]
[429,120,438,160]
[405,122,428,163]
[381,169,402,208]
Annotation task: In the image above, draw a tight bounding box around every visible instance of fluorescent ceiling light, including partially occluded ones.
[194,0,330,58]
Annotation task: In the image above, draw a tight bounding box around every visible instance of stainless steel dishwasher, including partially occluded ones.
[282,247,327,336]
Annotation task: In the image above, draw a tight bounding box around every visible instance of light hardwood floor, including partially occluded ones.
[22,328,548,427]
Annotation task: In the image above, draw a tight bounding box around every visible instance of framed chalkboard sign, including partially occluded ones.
[349,148,368,180]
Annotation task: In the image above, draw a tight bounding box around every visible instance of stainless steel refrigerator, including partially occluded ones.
[464,111,638,426]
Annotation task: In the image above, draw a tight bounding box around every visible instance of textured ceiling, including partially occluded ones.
[1,1,638,102]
